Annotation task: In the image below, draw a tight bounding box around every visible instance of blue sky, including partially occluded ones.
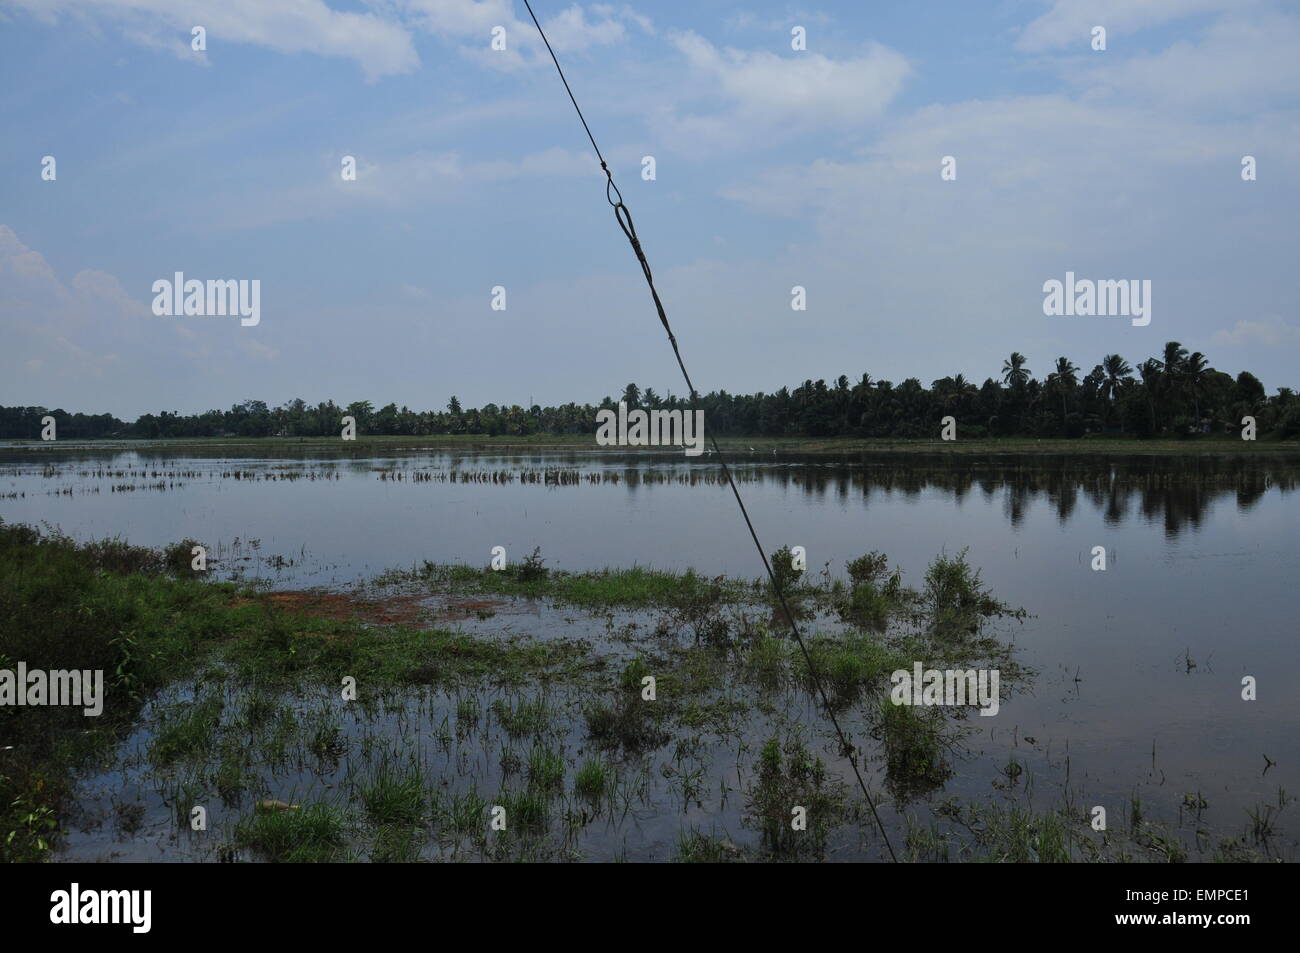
[2,0,1298,418]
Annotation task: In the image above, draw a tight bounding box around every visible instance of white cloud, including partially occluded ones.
[0,225,281,409]
[1212,319,1300,349]
[202,146,596,230]
[3,0,420,80]
[651,31,909,152]
[1016,0,1261,52]
[389,0,626,71]
[1060,12,1300,110]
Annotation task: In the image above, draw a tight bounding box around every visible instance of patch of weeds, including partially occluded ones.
[744,735,845,859]
[526,746,565,792]
[359,758,427,826]
[2,781,61,862]
[113,799,146,837]
[491,697,551,739]
[574,759,610,802]
[796,634,902,708]
[440,789,488,837]
[922,549,1023,637]
[213,741,254,805]
[233,802,349,862]
[767,545,806,606]
[746,633,786,690]
[496,789,549,832]
[663,576,732,646]
[514,547,549,583]
[873,699,953,804]
[149,693,224,767]
[675,830,745,863]
[370,823,425,863]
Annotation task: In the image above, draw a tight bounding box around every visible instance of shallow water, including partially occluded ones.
[4,444,1297,860]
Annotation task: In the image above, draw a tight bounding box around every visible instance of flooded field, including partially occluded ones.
[2,444,1297,861]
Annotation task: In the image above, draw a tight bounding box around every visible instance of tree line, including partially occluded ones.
[2,342,1297,441]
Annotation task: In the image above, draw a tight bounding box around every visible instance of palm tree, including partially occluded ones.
[1159,341,1188,376]
[1138,358,1161,433]
[1184,351,1209,430]
[1002,352,1031,388]
[1046,357,1078,421]
[1101,354,1133,431]
[1147,342,1187,429]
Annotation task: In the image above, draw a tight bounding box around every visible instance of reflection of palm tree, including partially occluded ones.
[1001,352,1031,388]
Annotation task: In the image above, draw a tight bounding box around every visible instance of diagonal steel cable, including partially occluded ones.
[520,0,897,862]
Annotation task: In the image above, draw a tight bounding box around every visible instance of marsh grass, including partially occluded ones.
[574,759,610,802]
[357,756,428,826]
[149,694,224,767]
[491,697,551,739]
[5,518,1274,864]
[526,746,565,792]
[745,735,845,859]
[874,699,954,803]
[233,802,349,862]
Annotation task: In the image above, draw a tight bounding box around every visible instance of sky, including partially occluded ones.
[1,0,1298,419]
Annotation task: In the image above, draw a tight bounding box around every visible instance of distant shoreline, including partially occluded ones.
[3,434,1299,457]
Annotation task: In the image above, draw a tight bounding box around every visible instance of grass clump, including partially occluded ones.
[233,802,349,862]
[745,735,845,859]
[573,759,610,802]
[358,757,427,826]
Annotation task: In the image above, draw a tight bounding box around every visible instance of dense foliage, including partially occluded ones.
[3,343,1297,440]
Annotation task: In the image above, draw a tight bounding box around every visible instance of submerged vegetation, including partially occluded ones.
[0,520,1289,862]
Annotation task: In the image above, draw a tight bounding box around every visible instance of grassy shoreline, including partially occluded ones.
[3,433,1299,457]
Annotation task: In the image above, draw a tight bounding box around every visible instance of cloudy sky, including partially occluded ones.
[2,0,1297,419]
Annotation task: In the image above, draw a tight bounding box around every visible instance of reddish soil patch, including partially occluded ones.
[223,590,512,629]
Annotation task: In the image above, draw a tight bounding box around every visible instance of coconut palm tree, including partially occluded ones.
[1100,354,1133,431]
[1001,352,1031,388]
[1184,351,1209,430]
[1138,358,1161,433]
[1047,357,1078,421]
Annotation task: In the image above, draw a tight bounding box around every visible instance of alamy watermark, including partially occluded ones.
[0,663,103,716]
[890,663,1000,717]
[1042,271,1150,327]
[152,272,260,326]
[50,883,150,933]
[595,401,706,456]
